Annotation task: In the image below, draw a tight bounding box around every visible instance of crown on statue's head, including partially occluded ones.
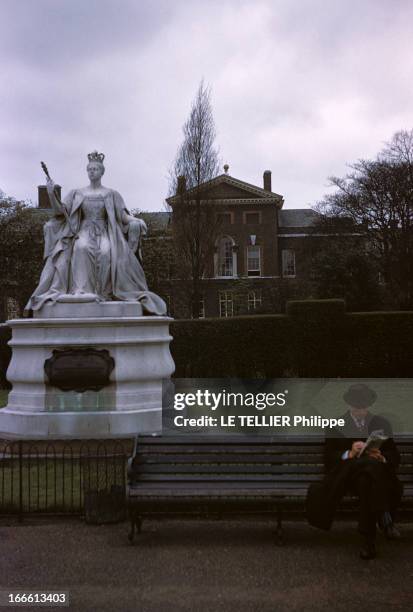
[87,151,105,163]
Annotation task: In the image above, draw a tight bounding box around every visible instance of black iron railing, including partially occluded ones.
[0,439,133,520]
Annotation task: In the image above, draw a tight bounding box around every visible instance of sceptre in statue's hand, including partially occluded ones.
[41,160,60,199]
[40,161,59,196]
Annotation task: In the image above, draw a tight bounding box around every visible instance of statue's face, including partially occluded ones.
[87,162,104,181]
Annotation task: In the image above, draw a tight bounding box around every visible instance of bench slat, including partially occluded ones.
[135,453,325,463]
[137,446,413,456]
[138,445,325,454]
[137,436,324,444]
[133,473,324,481]
[130,472,413,482]
[129,480,307,489]
[132,464,324,474]
[128,491,304,499]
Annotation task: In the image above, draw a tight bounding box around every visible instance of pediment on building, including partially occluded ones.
[200,180,266,200]
[167,174,283,205]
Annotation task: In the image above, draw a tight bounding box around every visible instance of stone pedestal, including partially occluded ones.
[0,302,174,438]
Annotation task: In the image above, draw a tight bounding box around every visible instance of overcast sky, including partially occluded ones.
[1,0,413,211]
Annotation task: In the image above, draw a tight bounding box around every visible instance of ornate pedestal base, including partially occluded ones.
[0,302,174,438]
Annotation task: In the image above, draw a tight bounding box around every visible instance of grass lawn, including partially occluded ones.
[0,457,125,513]
[1,460,83,512]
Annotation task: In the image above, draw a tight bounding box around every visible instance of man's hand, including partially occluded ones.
[349,441,365,459]
[365,448,385,462]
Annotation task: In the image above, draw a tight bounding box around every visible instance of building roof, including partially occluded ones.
[166,173,283,206]
[278,209,320,228]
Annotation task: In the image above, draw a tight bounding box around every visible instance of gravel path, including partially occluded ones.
[0,519,412,612]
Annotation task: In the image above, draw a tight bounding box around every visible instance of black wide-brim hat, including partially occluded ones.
[343,383,377,409]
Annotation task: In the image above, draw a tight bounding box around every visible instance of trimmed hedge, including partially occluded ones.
[284,299,347,377]
[170,314,293,378]
[2,302,413,384]
[345,312,413,377]
[286,298,346,317]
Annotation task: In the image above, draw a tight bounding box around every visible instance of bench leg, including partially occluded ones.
[275,509,285,545]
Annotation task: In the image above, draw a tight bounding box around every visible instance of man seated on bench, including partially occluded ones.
[308,383,403,560]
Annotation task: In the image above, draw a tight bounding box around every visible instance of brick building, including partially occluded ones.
[150,169,325,318]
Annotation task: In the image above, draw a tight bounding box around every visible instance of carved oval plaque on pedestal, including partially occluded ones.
[44,348,115,392]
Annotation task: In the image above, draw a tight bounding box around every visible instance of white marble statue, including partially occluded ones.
[25,151,166,315]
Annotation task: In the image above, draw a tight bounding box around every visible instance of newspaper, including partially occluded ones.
[358,429,388,457]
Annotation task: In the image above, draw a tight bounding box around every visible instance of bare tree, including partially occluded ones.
[382,129,413,166]
[167,81,221,318]
[315,129,413,308]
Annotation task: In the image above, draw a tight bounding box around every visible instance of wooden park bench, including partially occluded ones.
[126,434,413,544]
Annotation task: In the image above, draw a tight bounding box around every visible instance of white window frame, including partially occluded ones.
[247,290,262,312]
[219,291,234,317]
[199,296,205,319]
[215,236,237,278]
[247,245,261,277]
[282,249,296,278]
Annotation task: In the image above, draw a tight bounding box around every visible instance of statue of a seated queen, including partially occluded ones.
[25,151,166,316]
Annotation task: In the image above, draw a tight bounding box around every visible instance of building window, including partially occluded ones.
[216,236,236,277]
[282,249,296,277]
[219,291,234,317]
[199,296,205,319]
[244,212,261,224]
[248,290,262,312]
[247,246,261,277]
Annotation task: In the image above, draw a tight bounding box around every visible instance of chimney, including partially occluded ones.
[37,184,61,209]
[263,170,272,192]
[177,175,186,195]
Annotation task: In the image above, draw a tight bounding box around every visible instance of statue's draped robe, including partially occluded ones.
[25,189,166,315]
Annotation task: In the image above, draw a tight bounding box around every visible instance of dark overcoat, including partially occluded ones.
[306,412,403,530]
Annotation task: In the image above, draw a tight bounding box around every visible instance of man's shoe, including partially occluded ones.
[384,524,401,540]
[360,540,377,560]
